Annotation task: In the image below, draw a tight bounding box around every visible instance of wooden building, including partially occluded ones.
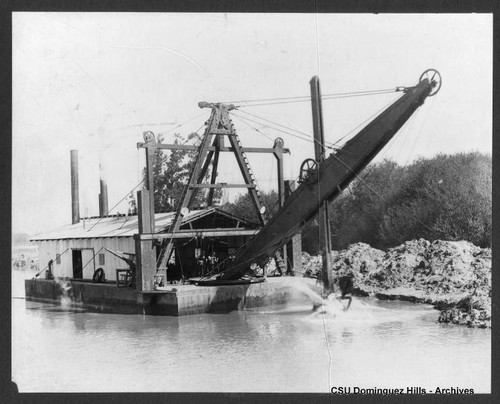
[31,208,259,282]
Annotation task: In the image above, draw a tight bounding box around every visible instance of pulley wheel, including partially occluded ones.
[299,158,317,183]
[273,137,284,148]
[419,69,442,96]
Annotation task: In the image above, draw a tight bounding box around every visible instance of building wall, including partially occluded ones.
[36,237,135,281]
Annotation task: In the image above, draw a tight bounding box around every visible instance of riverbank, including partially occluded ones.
[302,239,491,328]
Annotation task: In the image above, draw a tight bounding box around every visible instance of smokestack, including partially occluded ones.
[70,150,80,224]
[98,161,109,217]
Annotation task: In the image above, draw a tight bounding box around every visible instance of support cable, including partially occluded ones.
[233,112,357,159]
[226,88,401,107]
[162,112,210,138]
[234,90,398,108]
[331,93,403,147]
[237,109,312,139]
[233,113,310,143]
[232,114,275,142]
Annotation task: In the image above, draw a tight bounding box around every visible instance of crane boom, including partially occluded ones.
[217,70,441,281]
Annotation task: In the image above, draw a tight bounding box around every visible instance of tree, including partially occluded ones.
[221,190,279,223]
[146,132,220,213]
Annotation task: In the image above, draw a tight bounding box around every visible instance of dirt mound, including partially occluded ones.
[303,239,491,328]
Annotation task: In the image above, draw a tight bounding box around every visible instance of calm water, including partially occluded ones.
[12,270,490,393]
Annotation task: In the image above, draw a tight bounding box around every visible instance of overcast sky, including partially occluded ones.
[12,13,492,236]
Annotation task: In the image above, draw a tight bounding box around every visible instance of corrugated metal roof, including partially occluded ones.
[30,208,254,241]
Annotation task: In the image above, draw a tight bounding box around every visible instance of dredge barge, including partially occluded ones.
[25,70,442,315]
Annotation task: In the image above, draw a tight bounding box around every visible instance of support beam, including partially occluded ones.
[284,180,302,275]
[207,135,222,205]
[310,76,327,162]
[136,142,290,155]
[189,183,256,189]
[274,138,287,271]
[139,229,259,240]
[144,142,156,233]
[136,190,158,291]
[310,76,334,291]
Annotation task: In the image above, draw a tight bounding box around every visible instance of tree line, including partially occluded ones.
[326,152,491,251]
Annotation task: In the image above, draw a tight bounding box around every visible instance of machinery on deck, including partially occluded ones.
[105,248,137,287]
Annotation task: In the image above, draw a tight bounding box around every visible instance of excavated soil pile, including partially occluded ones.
[302,239,491,328]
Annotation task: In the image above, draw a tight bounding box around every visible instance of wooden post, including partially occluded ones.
[284,180,302,274]
[136,190,158,291]
[274,139,287,272]
[207,135,222,205]
[145,145,156,233]
[310,76,333,290]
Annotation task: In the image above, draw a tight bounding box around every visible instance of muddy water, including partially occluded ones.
[12,271,490,393]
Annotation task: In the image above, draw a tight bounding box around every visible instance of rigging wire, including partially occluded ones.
[236,109,312,139]
[162,111,210,138]
[233,112,312,144]
[232,114,275,143]
[331,92,403,147]
[342,95,417,188]
[224,88,401,107]
[352,94,435,207]
[233,90,404,157]
[233,89,399,108]
[233,111,359,161]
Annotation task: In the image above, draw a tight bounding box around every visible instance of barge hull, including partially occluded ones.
[24,278,299,316]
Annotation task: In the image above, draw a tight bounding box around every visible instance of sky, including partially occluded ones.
[12,13,492,236]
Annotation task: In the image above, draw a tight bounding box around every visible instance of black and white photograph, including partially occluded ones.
[11,12,492,395]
